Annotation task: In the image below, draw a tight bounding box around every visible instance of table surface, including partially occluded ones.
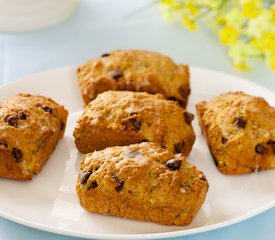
[0,1,274,239]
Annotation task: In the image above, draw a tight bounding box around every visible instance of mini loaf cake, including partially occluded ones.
[73,91,195,155]
[0,93,68,180]
[196,91,275,174]
[76,142,208,226]
[77,49,190,108]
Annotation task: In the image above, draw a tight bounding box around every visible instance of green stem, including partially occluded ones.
[218,0,227,10]
[248,53,265,58]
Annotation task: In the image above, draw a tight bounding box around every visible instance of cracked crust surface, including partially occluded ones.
[73,91,195,156]
[76,142,208,226]
[77,49,190,107]
[0,93,68,180]
[196,91,275,174]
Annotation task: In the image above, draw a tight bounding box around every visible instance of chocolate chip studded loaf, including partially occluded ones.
[77,49,190,108]
[76,142,208,226]
[196,92,275,175]
[0,93,68,180]
[74,91,195,155]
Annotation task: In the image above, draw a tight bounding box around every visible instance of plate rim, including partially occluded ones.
[0,65,275,239]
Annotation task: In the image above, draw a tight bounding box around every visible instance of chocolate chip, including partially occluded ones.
[166,159,182,170]
[0,140,7,147]
[174,141,185,153]
[221,137,228,144]
[122,118,141,132]
[111,69,123,80]
[18,111,27,120]
[267,140,275,153]
[101,53,110,57]
[12,148,23,163]
[233,116,247,129]
[60,122,65,131]
[115,181,124,192]
[183,111,194,124]
[178,85,190,98]
[88,181,98,189]
[178,100,186,108]
[113,175,124,192]
[80,171,92,185]
[6,116,18,127]
[199,174,207,181]
[167,97,177,101]
[167,97,186,108]
[255,144,267,155]
[41,106,52,113]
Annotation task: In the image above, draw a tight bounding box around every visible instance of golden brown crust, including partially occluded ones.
[0,93,68,180]
[73,91,195,155]
[196,91,275,175]
[76,142,208,226]
[77,49,190,107]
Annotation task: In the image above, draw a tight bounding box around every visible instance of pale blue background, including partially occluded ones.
[0,1,274,239]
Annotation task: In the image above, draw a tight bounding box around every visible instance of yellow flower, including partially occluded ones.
[272,5,275,22]
[160,0,178,10]
[233,62,251,71]
[219,26,239,45]
[182,16,197,31]
[246,10,275,37]
[265,51,275,70]
[250,37,264,51]
[262,32,275,51]
[242,1,261,19]
[195,0,220,9]
[183,1,199,17]
[224,7,244,30]
[216,15,226,25]
[245,39,263,56]
[160,0,173,4]
[159,0,275,70]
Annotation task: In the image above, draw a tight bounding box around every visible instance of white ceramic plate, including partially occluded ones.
[0,66,275,239]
